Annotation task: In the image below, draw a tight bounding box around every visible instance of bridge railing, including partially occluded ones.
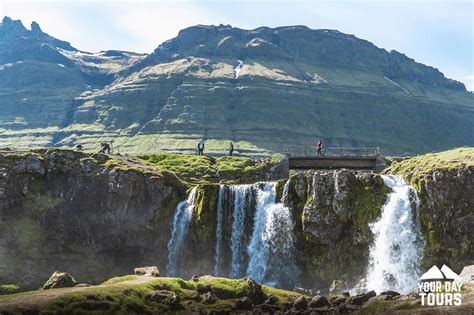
[285,146,379,157]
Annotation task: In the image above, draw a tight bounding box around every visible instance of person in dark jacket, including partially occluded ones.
[229,142,234,156]
[316,139,323,156]
[100,142,111,154]
[197,139,205,156]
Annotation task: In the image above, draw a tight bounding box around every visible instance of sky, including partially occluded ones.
[1,0,473,90]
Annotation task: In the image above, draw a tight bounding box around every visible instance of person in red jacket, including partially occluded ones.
[316,139,323,156]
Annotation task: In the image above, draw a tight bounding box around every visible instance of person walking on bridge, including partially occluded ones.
[316,139,323,156]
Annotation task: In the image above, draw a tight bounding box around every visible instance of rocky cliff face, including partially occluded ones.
[0,149,186,289]
[282,170,389,288]
[1,148,472,292]
[1,18,472,155]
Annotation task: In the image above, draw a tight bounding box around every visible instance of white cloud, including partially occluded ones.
[463,75,474,92]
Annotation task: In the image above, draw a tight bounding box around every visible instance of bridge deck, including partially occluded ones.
[285,146,382,171]
[288,155,378,170]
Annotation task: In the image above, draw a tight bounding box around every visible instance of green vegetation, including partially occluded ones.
[384,147,474,189]
[0,275,306,313]
[0,285,20,295]
[139,153,277,186]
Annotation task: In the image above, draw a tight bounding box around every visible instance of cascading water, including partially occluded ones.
[365,175,424,294]
[229,185,251,278]
[246,182,298,288]
[166,187,197,276]
[234,60,243,79]
[214,185,225,276]
[168,181,298,288]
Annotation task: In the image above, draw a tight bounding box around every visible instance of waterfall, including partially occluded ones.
[234,60,243,79]
[229,185,251,278]
[246,182,298,288]
[214,185,225,276]
[167,181,299,288]
[166,187,197,276]
[366,175,424,294]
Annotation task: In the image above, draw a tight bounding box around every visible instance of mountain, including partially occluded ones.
[0,17,472,155]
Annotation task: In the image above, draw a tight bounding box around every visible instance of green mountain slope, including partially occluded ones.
[1,19,472,155]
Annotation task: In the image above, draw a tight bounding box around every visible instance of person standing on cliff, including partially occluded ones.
[198,139,205,156]
[316,139,323,156]
[228,142,234,156]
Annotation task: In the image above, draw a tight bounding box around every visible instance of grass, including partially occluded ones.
[384,147,474,188]
[0,275,308,313]
[138,153,277,186]
[0,285,20,295]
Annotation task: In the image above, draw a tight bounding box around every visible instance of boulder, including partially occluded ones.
[235,296,253,310]
[146,290,180,308]
[329,280,348,294]
[43,271,77,290]
[309,295,330,308]
[244,277,266,303]
[380,290,401,300]
[293,296,307,310]
[329,294,346,306]
[264,295,278,305]
[202,291,218,304]
[347,290,376,305]
[134,266,160,277]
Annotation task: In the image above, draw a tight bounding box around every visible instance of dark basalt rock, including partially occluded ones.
[309,295,331,308]
[293,296,308,310]
[347,290,376,305]
[202,291,218,304]
[235,296,253,310]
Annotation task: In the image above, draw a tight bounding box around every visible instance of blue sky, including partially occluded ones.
[1,0,473,90]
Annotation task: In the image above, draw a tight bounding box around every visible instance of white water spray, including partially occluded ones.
[229,185,251,278]
[234,60,243,79]
[246,182,298,288]
[166,187,197,276]
[214,185,225,276]
[366,175,424,294]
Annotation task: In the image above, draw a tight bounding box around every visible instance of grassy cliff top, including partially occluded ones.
[138,153,278,186]
[385,147,474,174]
[0,148,279,187]
[384,147,474,187]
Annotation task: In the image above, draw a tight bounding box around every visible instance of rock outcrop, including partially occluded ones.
[282,170,389,288]
[0,149,186,289]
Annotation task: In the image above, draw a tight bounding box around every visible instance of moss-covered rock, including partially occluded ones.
[138,153,284,186]
[284,170,389,289]
[0,275,306,314]
[0,284,20,295]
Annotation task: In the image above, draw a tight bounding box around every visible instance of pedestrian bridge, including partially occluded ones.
[286,147,385,172]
